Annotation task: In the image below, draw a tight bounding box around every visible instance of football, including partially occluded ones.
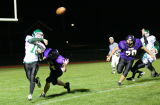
[56,7,66,15]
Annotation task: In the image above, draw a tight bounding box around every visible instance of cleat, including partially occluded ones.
[36,77,41,88]
[40,93,45,97]
[112,71,116,74]
[156,73,160,77]
[137,72,145,78]
[126,77,135,81]
[152,72,159,77]
[28,94,32,101]
[64,82,70,93]
[117,82,122,86]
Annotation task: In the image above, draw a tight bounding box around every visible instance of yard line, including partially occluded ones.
[36,81,156,105]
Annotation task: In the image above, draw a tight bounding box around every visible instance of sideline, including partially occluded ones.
[0,60,105,69]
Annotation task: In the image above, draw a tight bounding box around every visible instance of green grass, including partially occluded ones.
[0,59,160,105]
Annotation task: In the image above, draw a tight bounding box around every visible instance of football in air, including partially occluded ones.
[56,7,66,15]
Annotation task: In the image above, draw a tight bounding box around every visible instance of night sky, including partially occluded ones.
[0,0,160,55]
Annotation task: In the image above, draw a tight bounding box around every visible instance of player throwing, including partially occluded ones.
[23,29,48,100]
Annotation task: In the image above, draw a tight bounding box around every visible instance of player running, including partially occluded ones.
[127,28,159,81]
[107,35,154,86]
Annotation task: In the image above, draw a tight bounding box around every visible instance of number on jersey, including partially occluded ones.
[126,50,137,56]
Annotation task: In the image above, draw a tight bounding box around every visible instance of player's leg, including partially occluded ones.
[115,56,120,66]
[127,59,145,80]
[28,62,39,100]
[117,58,125,74]
[34,63,41,88]
[118,59,134,86]
[52,70,70,93]
[24,63,33,100]
[147,62,159,77]
[115,56,120,73]
[135,60,146,78]
[40,74,52,97]
[57,80,70,93]
[24,63,31,81]
[40,82,50,97]
[111,55,117,74]
[117,58,126,86]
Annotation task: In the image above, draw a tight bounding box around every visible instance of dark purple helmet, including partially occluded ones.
[44,48,59,59]
[126,35,135,47]
[126,35,135,41]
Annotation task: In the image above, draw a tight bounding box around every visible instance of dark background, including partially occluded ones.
[0,0,160,65]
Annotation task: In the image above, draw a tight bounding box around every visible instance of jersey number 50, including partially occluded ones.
[126,50,137,56]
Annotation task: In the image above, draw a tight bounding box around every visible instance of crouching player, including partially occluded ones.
[40,48,70,97]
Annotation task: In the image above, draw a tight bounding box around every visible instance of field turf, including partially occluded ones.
[0,60,160,105]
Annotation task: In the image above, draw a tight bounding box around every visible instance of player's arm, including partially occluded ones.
[28,38,43,43]
[36,42,46,52]
[28,38,48,45]
[141,46,155,59]
[106,47,119,61]
[61,59,69,72]
[106,46,111,58]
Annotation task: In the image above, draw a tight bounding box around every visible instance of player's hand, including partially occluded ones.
[64,58,69,64]
[152,48,158,54]
[150,54,155,59]
[141,28,145,36]
[43,39,48,45]
[106,56,111,62]
[36,49,43,54]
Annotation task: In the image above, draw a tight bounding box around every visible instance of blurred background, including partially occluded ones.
[0,0,160,65]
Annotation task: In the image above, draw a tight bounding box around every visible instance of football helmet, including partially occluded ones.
[32,29,44,38]
[126,35,135,47]
[44,48,59,59]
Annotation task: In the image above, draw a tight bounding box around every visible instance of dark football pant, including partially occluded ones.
[46,69,63,85]
[117,58,134,77]
[130,59,158,78]
[24,62,39,94]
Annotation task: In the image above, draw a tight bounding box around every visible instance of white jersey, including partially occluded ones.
[108,42,120,72]
[108,42,120,56]
[141,35,157,64]
[23,35,46,63]
[141,35,156,50]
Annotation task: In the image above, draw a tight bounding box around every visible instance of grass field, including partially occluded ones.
[0,60,160,105]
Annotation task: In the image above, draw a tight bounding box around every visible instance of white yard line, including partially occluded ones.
[36,81,156,105]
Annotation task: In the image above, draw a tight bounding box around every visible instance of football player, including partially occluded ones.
[107,35,154,86]
[23,29,48,100]
[127,28,159,81]
[40,48,70,97]
[106,37,120,74]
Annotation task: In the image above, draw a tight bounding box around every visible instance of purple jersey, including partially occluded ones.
[118,38,142,60]
[49,55,66,70]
